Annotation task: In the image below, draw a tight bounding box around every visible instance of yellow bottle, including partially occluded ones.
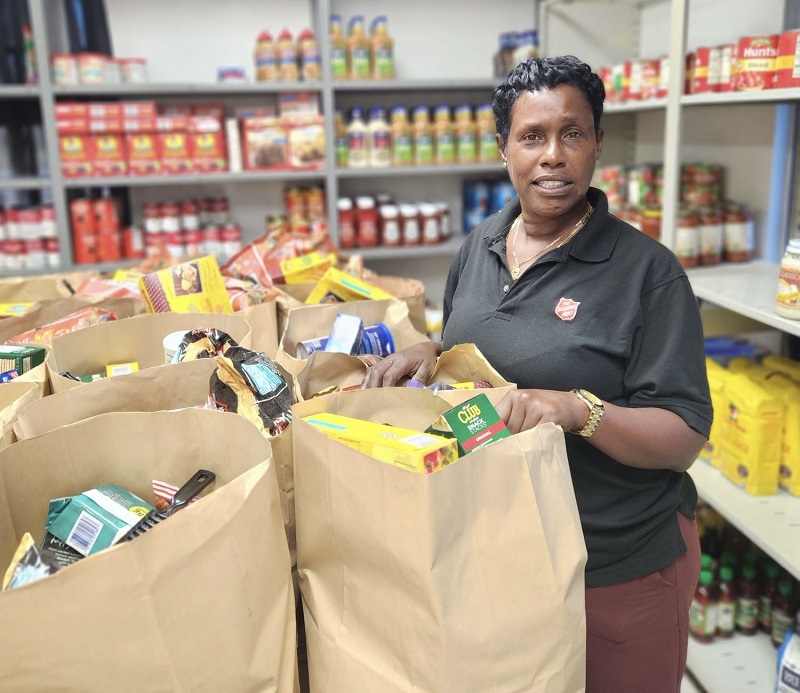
[454,104,477,163]
[370,15,395,79]
[390,106,413,166]
[329,14,347,80]
[412,106,434,166]
[434,105,455,165]
[347,15,371,79]
[254,30,277,82]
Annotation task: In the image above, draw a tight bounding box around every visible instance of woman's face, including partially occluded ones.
[498,84,603,222]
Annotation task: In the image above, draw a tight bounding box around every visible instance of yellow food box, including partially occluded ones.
[701,358,729,468]
[761,354,800,383]
[106,361,139,377]
[270,251,335,285]
[719,372,784,496]
[302,412,458,474]
[138,255,233,314]
[758,373,800,496]
[305,267,395,304]
[0,302,33,317]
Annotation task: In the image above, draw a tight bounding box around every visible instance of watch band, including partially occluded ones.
[571,389,605,438]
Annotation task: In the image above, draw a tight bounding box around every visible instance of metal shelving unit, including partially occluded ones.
[332,78,498,92]
[604,97,667,114]
[345,235,464,261]
[61,169,327,189]
[682,87,800,107]
[0,85,40,98]
[337,163,502,179]
[52,82,322,96]
[686,631,778,692]
[0,177,51,190]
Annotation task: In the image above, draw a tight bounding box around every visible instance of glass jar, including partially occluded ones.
[698,205,723,265]
[722,202,754,262]
[675,207,700,268]
[641,206,662,241]
[776,238,800,320]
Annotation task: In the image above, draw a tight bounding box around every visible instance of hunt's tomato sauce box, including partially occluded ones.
[735,35,779,91]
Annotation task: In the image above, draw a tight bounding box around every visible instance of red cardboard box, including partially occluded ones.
[92,133,128,177]
[59,133,93,178]
[190,116,227,173]
[126,131,161,176]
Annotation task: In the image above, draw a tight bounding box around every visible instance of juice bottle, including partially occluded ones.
[689,569,718,643]
[700,553,714,573]
[370,15,395,79]
[736,563,760,635]
[367,107,391,168]
[412,106,434,166]
[347,15,371,80]
[433,105,455,165]
[277,28,298,82]
[333,109,348,168]
[760,562,781,634]
[254,31,277,82]
[297,28,320,82]
[720,551,737,571]
[390,106,413,166]
[346,107,368,168]
[771,580,796,647]
[476,103,500,163]
[329,14,347,80]
[717,566,737,639]
[455,104,477,164]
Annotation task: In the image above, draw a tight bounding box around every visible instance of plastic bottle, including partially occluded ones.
[776,238,800,320]
[434,105,455,165]
[370,15,395,79]
[476,103,500,163]
[717,566,737,639]
[736,563,760,635]
[720,551,737,571]
[347,15,371,79]
[337,197,356,249]
[329,15,348,80]
[760,562,782,634]
[297,28,321,82]
[690,569,719,643]
[367,107,391,168]
[346,107,368,168]
[412,106,434,166]
[772,580,796,647]
[277,28,298,82]
[379,204,401,247]
[455,105,477,164]
[333,109,348,167]
[390,106,413,166]
[700,553,715,574]
[254,31,277,82]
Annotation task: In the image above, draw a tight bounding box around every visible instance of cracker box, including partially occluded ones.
[0,344,46,374]
[139,255,233,314]
[303,412,458,474]
[441,392,511,455]
[305,266,395,304]
[267,251,335,285]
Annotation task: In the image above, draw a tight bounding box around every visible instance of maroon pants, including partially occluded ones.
[585,513,701,693]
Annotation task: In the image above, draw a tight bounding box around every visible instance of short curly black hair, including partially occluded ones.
[492,55,605,144]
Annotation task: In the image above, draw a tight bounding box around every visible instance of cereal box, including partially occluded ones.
[139,255,233,314]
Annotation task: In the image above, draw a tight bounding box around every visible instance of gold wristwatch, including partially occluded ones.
[571,389,605,438]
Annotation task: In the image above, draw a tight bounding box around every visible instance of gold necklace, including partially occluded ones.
[510,203,594,280]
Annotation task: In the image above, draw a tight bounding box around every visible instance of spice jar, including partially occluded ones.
[641,206,662,241]
[379,204,401,247]
[419,203,440,245]
[355,196,379,247]
[675,207,700,268]
[776,238,800,320]
[698,206,723,265]
[399,204,421,246]
[722,202,754,262]
[337,197,356,249]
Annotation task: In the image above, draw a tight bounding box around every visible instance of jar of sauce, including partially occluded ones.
[698,205,723,265]
[355,196,378,247]
[400,203,421,246]
[337,197,356,249]
[379,204,401,247]
[776,238,800,320]
[675,207,700,268]
[736,563,760,635]
[690,570,719,643]
[641,206,662,241]
[722,202,754,262]
[419,203,440,245]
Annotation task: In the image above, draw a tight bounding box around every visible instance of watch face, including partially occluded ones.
[579,389,602,406]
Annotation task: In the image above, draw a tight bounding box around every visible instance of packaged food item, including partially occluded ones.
[265,251,336,284]
[380,204,401,247]
[370,15,394,79]
[254,30,277,82]
[119,57,148,83]
[51,53,79,85]
[356,196,379,246]
[476,103,500,162]
[77,52,106,84]
[690,569,719,642]
[297,28,321,81]
[0,302,33,316]
[139,255,234,314]
[347,107,368,168]
[771,581,796,647]
[329,14,348,79]
[701,358,728,467]
[758,373,800,496]
[172,327,237,363]
[716,566,737,639]
[675,207,700,269]
[390,105,413,166]
[347,15,371,79]
[776,239,800,320]
[241,117,288,170]
[45,485,155,556]
[0,344,45,374]
[367,106,391,167]
[400,203,421,246]
[106,361,139,377]
[305,266,395,304]
[434,105,455,165]
[721,202,754,262]
[454,104,477,164]
[303,412,458,474]
[697,206,723,265]
[334,109,348,167]
[776,631,800,692]
[736,563,760,635]
[276,28,298,81]
[2,533,61,591]
[735,35,779,91]
[775,29,800,88]
[759,561,782,634]
[285,115,325,168]
[412,106,434,165]
[441,392,511,455]
[6,306,118,345]
[296,321,395,359]
[324,313,364,355]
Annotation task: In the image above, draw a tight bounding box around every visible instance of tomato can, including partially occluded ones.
[97,230,121,262]
[72,226,97,264]
[697,206,723,266]
[681,164,722,208]
[735,35,779,91]
[183,229,203,259]
[722,202,754,263]
[675,208,700,269]
[165,231,185,259]
[775,29,800,88]
[221,223,242,259]
[123,225,146,259]
[25,238,45,269]
[93,198,121,234]
[4,239,26,270]
[203,225,223,256]
[44,237,60,268]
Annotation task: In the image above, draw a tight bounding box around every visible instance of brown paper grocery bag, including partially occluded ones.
[0,296,145,345]
[0,380,40,452]
[277,298,429,376]
[294,350,367,400]
[426,343,516,405]
[293,388,587,693]
[0,271,93,303]
[46,311,252,393]
[243,299,281,359]
[0,408,296,693]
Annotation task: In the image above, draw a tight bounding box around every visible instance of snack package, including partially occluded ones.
[139,256,233,314]
[225,276,281,311]
[2,533,61,591]
[5,306,118,345]
[209,345,294,436]
[305,266,395,304]
[0,344,46,375]
[172,328,237,363]
[73,275,141,300]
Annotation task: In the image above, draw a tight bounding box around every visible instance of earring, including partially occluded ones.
[502,161,507,168]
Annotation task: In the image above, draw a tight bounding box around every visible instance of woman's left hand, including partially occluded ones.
[495,389,588,435]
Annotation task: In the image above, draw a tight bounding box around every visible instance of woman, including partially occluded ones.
[363,56,712,692]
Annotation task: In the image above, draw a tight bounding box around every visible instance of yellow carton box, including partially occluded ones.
[302,412,458,474]
[270,251,336,285]
[305,267,395,304]
[139,255,233,314]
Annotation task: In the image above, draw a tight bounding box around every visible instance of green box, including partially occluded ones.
[0,344,45,374]
[46,485,154,556]
[441,393,511,455]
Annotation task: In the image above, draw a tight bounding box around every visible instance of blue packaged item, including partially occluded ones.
[359,322,395,358]
[325,314,364,355]
[463,181,490,232]
[776,630,800,692]
[0,369,19,382]
[490,180,516,215]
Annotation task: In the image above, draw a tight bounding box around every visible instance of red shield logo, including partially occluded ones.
[555,297,580,321]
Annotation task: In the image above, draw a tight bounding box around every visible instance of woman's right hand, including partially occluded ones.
[361,340,442,388]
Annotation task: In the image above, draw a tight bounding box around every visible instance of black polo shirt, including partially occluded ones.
[442,187,712,588]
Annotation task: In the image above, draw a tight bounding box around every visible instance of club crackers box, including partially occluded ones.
[302,412,458,474]
[438,393,511,455]
[0,344,46,375]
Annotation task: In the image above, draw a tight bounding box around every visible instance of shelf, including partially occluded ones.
[346,235,464,261]
[682,88,800,107]
[0,177,51,190]
[337,163,503,179]
[686,631,777,692]
[62,169,327,188]
[333,78,498,92]
[0,85,40,99]
[689,461,800,580]
[686,261,800,339]
[604,98,667,114]
[52,82,321,96]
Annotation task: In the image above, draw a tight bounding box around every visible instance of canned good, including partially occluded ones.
[4,239,25,270]
[593,164,627,213]
[657,55,670,98]
[77,53,106,84]
[675,208,700,269]
[717,44,735,92]
[143,203,162,233]
[120,57,148,83]
[221,224,242,259]
[105,58,121,84]
[25,238,45,269]
[775,30,800,89]
[40,205,57,237]
[692,47,721,94]
[183,229,203,259]
[722,202,754,263]
[160,202,181,233]
[5,208,20,238]
[93,198,120,234]
[681,164,722,208]
[17,207,40,240]
[627,164,657,208]
[359,322,395,358]
[51,53,79,85]
[44,237,60,268]
[305,186,326,220]
[735,35,779,91]
[641,207,662,241]
[97,230,121,262]
[165,231,185,259]
[123,226,146,259]
[203,225,223,256]
[210,197,230,225]
[181,199,200,231]
[296,336,329,359]
[697,206,723,265]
